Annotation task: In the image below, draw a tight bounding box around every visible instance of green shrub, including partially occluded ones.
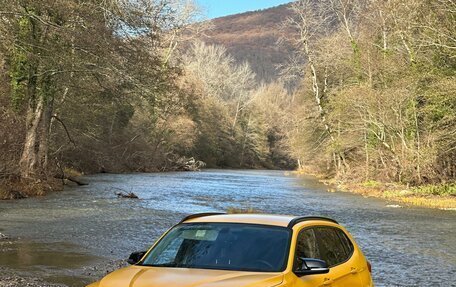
[362,180,382,188]
[412,183,456,196]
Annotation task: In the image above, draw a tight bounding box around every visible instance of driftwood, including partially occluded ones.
[112,187,139,199]
[55,160,88,186]
[116,192,139,199]
[65,176,88,186]
[174,157,206,171]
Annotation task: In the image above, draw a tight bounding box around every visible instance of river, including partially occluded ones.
[0,170,455,286]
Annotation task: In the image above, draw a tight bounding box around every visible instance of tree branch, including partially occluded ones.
[52,115,76,147]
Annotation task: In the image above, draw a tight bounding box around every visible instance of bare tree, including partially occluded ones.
[184,41,256,129]
[283,0,352,172]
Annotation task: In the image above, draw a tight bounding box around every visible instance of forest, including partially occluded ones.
[0,0,455,200]
[282,0,456,199]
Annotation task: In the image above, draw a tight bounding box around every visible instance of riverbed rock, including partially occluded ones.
[0,259,128,287]
[0,269,67,287]
[83,259,128,277]
[0,233,9,240]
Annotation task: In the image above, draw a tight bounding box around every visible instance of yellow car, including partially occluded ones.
[87,213,374,287]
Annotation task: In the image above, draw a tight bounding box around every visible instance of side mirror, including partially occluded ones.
[294,258,330,277]
[127,251,147,265]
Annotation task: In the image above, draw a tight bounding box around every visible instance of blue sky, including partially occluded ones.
[197,0,293,19]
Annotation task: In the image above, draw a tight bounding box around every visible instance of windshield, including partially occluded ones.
[141,223,291,272]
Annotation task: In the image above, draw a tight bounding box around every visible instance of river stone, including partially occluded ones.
[0,270,67,287]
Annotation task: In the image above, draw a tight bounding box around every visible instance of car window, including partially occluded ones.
[295,228,320,260]
[335,228,354,257]
[295,226,354,268]
[314,227,353,267]
[141,223,292,272]
[153,236,184,265]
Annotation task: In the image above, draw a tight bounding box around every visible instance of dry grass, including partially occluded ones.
[293,168,456,209]
[0,178,63,200]
[293,166,330,179]
[63,167,83,177]
[336,182,456,210]
[382,191,456,210]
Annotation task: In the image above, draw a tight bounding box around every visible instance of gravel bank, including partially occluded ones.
[0,259,127,287]
[0,271,67,287]
[0,232,128,287]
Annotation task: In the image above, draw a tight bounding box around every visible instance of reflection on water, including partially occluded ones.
[0,170,455,286]
[0,241,99,286]
[0,242,95,269]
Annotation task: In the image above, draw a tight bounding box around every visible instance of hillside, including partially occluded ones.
[201,3,294,83]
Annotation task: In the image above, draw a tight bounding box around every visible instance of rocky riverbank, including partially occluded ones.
[0,259,128,287]
[0,271,66,287]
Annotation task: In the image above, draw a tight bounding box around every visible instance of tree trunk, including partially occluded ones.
[38,96,54,171]
[239,114,251,166]
[232,98,241,131]
[304,41,347,173]
[19,97,44,178]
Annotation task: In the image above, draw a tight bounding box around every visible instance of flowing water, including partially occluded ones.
[0,170,454,286]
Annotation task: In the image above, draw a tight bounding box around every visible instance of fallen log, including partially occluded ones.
[55,160,88,186]
[116,192,139,199]
[174,157,206,171]
[65,176,88,186]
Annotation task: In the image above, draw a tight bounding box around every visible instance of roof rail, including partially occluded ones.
[179,212,226,224]
[287,216,338,228]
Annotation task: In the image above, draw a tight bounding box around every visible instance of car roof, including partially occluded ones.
[181,213,338,228]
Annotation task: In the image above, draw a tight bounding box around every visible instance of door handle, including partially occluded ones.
[350,267,359,274]
[323,278,333,285]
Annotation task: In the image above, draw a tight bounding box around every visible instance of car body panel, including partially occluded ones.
[289,221,370,287]
[95,266,283,287]
[87,215,374,287]
[185,214,295,227]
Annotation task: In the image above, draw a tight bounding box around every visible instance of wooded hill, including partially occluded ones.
[201,4,294,83]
